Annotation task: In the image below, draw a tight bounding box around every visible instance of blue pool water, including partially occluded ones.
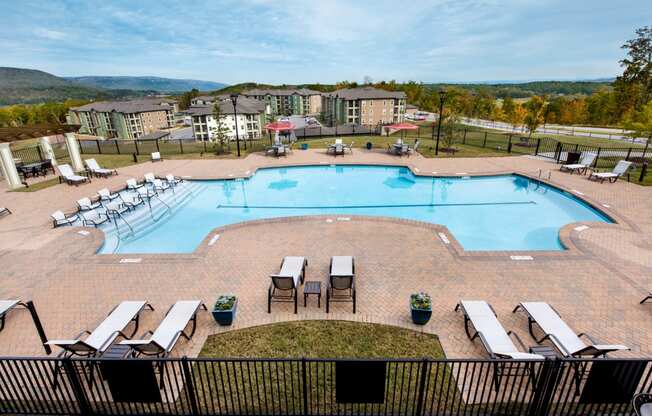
[99,165,612,254]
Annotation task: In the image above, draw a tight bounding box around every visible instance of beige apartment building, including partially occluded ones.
[322,87,406,126]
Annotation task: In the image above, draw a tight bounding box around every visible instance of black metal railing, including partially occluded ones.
[0,356,649,415]
[11,146,45,164]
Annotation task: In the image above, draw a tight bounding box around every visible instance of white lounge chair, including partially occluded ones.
[455,301,543,360]
[407,141,420,157]
[0,207,11,217]
[126,178,144,190]
[0,300,20,332]
[513,302,629,357]
[97,188,120,203]
[327,256,356,313]
[119,192,144,210]
[151,152,162,162]
[51,210,79,227]
[57,164,89,186]
[104,201,129,216]
[76,197,101,211]
[46,301,154,357]
[144,172,156,184]
[560,152,596,175]
[121,301,207,357]
[268,256,307,314]
[588,160,632,183]
[165,174,182,187]
[81,210,109,227]
[85,159,117,177]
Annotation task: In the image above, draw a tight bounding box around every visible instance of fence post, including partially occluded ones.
[414,359,430,416]
[640,162,648,182]
[156,139,160,153]
[554,142,562,162]
[115,140,121,154]
[483,132,487,147]
[301,358,309,416]
[134,140,140,155]
[643,140,649,159]
[594,147,601,167]
[507,135,512,153]
[63,359,93,415]
[179,140,184,154]
[181,357,200,416]
[626,147,632,161]
[203,140,207,153]
[463,129,467,144]
[528,359,563,416]
[535,138,541,156]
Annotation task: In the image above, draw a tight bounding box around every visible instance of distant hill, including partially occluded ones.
[0,67,153,105]
[424,80,614,98]
[66,76,227,93]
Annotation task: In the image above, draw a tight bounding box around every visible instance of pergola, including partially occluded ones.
[0,124,80,144]
[264,122,296,145]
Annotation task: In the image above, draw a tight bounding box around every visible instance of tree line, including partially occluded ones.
[0,99,89,128]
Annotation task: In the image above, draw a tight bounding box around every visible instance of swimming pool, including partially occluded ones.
[98,165,612,254]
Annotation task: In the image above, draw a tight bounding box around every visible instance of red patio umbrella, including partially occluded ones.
[384,123,418,143]
[264,122,296,145]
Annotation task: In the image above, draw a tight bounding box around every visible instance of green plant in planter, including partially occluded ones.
[410,292,432,325]
[214,295,236,311]
[212,295,238,325]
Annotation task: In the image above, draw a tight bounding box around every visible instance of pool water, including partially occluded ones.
[99,165,612,254]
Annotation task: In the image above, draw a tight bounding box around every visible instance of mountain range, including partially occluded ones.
[65,76,226,93]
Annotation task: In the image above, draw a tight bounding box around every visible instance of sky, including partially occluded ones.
[1,0,651,85]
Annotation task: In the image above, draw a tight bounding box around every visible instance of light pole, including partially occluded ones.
[230,94,242,157]
[435,89,447,156]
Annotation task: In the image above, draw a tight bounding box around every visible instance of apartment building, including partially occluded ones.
[186,97,266,141]
[322,87,406,126]
[67,98,177,139]
[242,88,322,116]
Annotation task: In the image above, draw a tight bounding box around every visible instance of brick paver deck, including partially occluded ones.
[0,149,650,359]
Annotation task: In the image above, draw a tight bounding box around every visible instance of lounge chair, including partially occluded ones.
[560,152,596,175]
[0,207,11,218]
[641,294,652,304]
[326,256,356,313]
[588,160,632,183]
[97,188,120,204]
[76,197,101,211]
[85,159,117,177]
[144,173,169,192]
[51,210,79,227]
[165,174,182,187]
[119,192,144,210]
[121,301,207,357]
[407,141,420,157]
[81,210,109,227]
[455,301,543,360]
[151,152,162,162]
[58,164,89,186]
[46,301,154,357]
[104,201,129,217]
[513,302,629,357]
[126,178,144,190]
[0,300,20,332]
[632,393,652,416]
[345,141,354,153]
[268,256,307,314]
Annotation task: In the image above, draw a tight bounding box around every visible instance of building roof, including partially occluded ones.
[70,98,177,114]
[406,104,418,109]
[243,88,321,97]
[139,130,171,141]
[192,95,217,102]
[324,87,406,100]
[186,97,266,116]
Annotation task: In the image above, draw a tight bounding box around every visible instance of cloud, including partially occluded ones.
[34,28,67,40]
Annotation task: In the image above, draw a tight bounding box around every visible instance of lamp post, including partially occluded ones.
[230,94,242,157]
[435,89,447,156]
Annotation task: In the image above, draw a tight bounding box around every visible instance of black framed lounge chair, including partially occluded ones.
[406,140,420,157]
[145,173,170,193]
[560,152,596,175]
[51,210,79,227]
[512,302,629,357]
[119,192,144,210]
[165,174,182,187]
[326,256,356,313]
[151,152,162,162]
[58,164,89,186]
[104,201,129,217]
[588,160,632,183]
[81,210,109,227]
[641,294,652,304]
[85,158,117,177]
[76,197,102,211]
[126,178,144,190]
[121,301,207,357]
[268,256,307,314]
[97,188,120,204]
[0,207,11,218]
[46,301,154,358]
[633,393,652,416]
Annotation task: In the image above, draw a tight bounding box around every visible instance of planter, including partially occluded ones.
[410,305,432,325]
[212,298,238,326]
[301,143,309,150]
[366,142,373,150]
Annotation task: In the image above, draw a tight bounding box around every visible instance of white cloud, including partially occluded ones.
[34,28,67,40]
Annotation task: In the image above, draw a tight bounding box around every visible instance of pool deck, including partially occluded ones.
[0,149,651,359]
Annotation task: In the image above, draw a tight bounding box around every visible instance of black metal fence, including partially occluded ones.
[0,356,649,415]
[11,144,70,165]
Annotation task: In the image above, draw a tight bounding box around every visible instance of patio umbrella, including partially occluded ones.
[264,122,296,145]
[384,123,418,143]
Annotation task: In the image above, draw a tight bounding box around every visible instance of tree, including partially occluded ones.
[623,99,652,140]
[502,96,517,121]
[510,105,527,128]
[179,88,200,110]
[619,26,652,107]
[523,96,546,137]
[210,102,231,154]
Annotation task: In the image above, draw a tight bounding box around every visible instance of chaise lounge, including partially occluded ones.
[0,207,11,218]
[512,301,629,357]
[560,152,596,175]
[588,160,632,183]
[268,256,307,314]
[51,210,79,227]
[76,197,102,211]
[85,158,117,177]
[58,164,89,186]
[326,256,356,313]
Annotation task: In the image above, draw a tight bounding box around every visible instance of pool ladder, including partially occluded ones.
[107,209,134,237]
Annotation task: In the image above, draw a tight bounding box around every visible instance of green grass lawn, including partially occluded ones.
[200,320,445,359]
